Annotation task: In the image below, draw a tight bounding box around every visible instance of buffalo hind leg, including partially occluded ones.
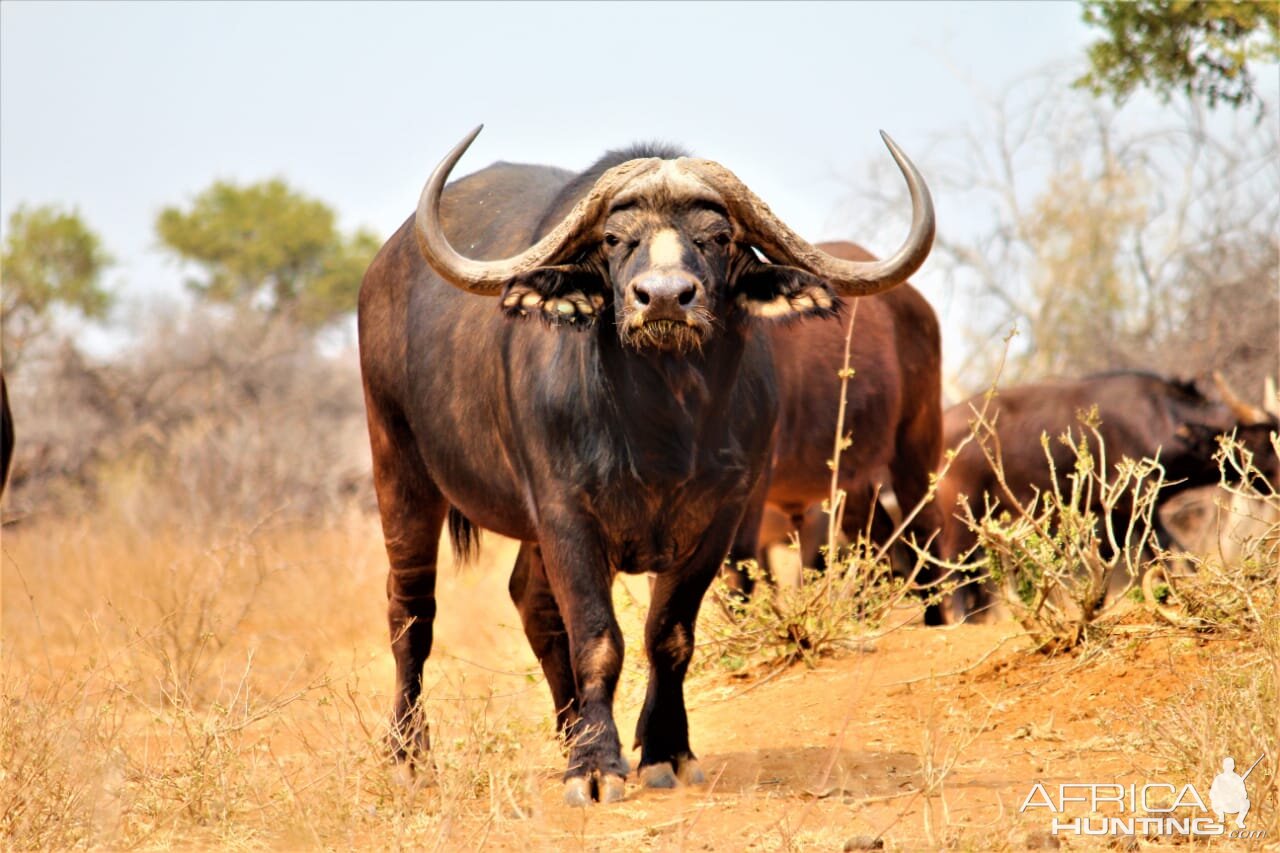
[889,425,948,626]
[806,482,878,572]
[722,470,771,598]
[936,507,997,623]
[366,394,447,774]
[865,495,948,626]
[509,543,578,736]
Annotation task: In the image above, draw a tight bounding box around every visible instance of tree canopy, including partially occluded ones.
[1,204,114,370]
[155,179,379,328]
[1077,0,1280,112]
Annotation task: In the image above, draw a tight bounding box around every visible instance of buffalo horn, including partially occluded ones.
[681,131,935,295]
[416,128,934,298]
[414,126,664,295]
[1213,371,1270,425]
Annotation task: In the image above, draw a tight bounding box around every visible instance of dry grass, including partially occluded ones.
[0,510,566,850]
[5,500,1279,849]
[1118,435,1280,839]
[1127,620,1280,839]
[4,428,1278,848]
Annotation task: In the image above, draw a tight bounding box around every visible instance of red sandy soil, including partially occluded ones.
[400,546,1228,851]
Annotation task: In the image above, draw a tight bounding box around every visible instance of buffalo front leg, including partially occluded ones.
[508,542,578,736]
[634,511,740,789]
[539,525,628,805]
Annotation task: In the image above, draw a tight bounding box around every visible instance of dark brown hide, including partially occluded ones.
[726,242,945,622]
[359,141,932,803]
[937,372,1280,620]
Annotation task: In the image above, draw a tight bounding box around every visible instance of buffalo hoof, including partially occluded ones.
[563,776,593,807]
[563,773,627,806]
[639,762,679,789]
[599,773,626,803]
[390,758,437,792]
[640,757,706,788]
[678,758,706,785]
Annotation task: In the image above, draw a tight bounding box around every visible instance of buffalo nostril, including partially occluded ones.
[632,276,697,310]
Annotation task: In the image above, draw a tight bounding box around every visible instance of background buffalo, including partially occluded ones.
[937,371,1279,620]
[725,242,946,623]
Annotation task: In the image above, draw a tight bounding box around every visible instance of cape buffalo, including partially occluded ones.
[1160,378,1280,563]
[359,127,933,804]
[724,249,946,623]
[938,371,1279,620]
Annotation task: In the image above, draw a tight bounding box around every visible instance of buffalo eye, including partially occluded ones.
[604,233,621,247]
[714,233,731,247]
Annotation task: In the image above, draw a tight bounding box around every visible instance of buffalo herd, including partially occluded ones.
[357,131,1278,803]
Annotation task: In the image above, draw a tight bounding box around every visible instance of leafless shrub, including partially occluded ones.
[0,668,124,848]
[700,552,908,674]
[4,305,370,527]
[839,69,1279,394]
[957,411,1166,652]
[1144,434,1280,633]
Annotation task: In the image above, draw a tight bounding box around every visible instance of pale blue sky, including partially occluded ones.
[3,1,1097,359]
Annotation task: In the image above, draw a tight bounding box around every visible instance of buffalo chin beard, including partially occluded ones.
[619,314,711,354]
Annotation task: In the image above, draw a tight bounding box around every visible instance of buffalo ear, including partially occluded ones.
[734,261,841,321]
[500,265,606,329]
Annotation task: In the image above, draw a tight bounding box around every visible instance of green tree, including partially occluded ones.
[1077,0,1280,112]
[1,205,114,370]
[155,179,379,328]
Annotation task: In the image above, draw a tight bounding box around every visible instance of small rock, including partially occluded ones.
[843,836,884,851]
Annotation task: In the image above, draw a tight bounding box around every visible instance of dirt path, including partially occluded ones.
[404,551,1207,851]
